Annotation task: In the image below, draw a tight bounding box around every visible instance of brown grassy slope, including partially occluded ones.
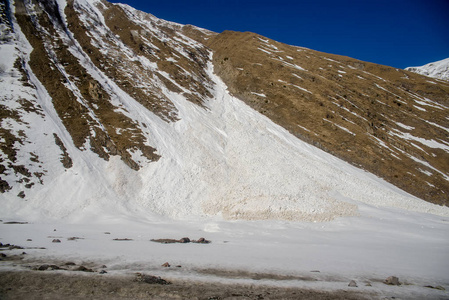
[65,0,179,122]
[206,31,449,206]
[98,1,214,106]
[66,0,214,115]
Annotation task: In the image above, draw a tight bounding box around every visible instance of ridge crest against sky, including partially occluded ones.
[110,0,449,69]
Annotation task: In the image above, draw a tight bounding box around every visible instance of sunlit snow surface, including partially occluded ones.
[1,208,449,299]
[406,57,449,82]
[1,0,448,298]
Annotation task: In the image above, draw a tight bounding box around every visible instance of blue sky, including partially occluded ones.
[110,0,449,69]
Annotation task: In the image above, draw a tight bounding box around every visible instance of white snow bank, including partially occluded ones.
[1,204,448,299]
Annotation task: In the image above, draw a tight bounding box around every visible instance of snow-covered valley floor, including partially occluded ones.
[1,203,449,299]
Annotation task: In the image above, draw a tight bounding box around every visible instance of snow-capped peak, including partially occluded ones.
[405,57,449,81]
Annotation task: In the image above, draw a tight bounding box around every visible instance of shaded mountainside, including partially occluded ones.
[0,0,448,218]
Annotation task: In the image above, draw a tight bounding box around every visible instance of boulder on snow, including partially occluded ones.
[383,276,400,285]
[135,273,171,285]
[36,264,60,271]
[151,237,210,244]
[150,238,179,244]
[161,262,170,267]
[193,237,211,244]
[179,237,190,243]
[74,266,94,272]
[424,285,445,291]
[52,239,61,243]
[348,280,357,287]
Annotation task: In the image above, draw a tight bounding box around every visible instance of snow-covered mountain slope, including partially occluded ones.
[206,32,449,206]
[406,57,449,81]
[0,0,449,223]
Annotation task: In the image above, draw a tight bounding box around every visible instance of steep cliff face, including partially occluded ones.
[0,0,448,222]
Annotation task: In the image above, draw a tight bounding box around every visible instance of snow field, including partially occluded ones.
[1,206,448,299]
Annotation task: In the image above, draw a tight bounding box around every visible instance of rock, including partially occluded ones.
[52,239,61,243]
[74,266,94,272]
[384,276,400,286]
[365,282,372,287]
[65,262,76,266]
[37,264,61,271]
[99,270,107,274]
[3,222,28,224]
[424,285,445,291]
[179,237,190,243]
[0,253,6,258]
[36,264,60,271]
[161,262,170,267]
[8,244,23,250]
[151,237,211,244]
[37,264,50,271]
[193,237,211,244]
[49,265,61,270]
[17,191,25,198]
[150,238,179,244]
[135,273,171,285]
[348,280,358,287]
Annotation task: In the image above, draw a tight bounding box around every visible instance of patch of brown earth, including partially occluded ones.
[53,133,73,169]
[0,271,372,300]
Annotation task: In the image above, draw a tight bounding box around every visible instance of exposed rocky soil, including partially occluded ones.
[0,271,372,300]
